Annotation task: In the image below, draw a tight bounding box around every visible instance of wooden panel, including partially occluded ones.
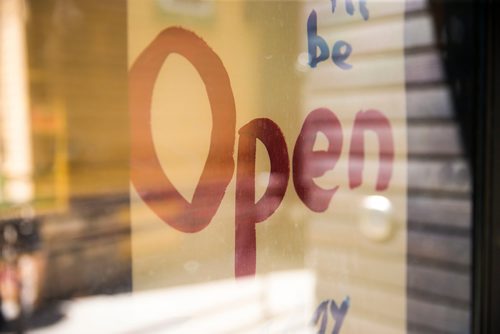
[408,196,470,230]
[407,298,470,334]
[303,85,454,121]
[407,86,455,120]
[312,247,469,304]
[408,230,470,266]
[408,124,462,156]
[408,263,470,302]
[407,159,470,194]
[309,158,469,193]
[320,15,435,57]
[300,1,473,332]
[305,0,428,27]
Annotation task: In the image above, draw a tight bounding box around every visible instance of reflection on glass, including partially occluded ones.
[0,0,473,333]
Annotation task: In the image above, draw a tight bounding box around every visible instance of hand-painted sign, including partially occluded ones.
[131,26,394,277]
[129,1,407,333]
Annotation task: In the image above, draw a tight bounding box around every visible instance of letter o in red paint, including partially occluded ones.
[130,27,236,233]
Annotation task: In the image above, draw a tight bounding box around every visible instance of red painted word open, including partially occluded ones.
[130,27,394,278]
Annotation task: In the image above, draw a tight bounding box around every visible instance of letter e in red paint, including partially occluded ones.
[293,108,343,212]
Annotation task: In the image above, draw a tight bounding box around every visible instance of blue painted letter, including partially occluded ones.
[307,10,329,68]
[332,40,353,70]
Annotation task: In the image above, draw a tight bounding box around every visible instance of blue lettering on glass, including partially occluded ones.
[332,40,353,70]
[331,0,369,20]
[307,10,330,68]
[312,297,350,334]
[307,0,370,69]
[359,0,369,20]
[307,11,353,69]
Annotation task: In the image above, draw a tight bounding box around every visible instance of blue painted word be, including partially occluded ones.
[307,10,352,70]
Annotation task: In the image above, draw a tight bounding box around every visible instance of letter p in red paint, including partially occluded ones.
[235,119,290,277]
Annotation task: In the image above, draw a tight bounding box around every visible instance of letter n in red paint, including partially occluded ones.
[349,109,394,191]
